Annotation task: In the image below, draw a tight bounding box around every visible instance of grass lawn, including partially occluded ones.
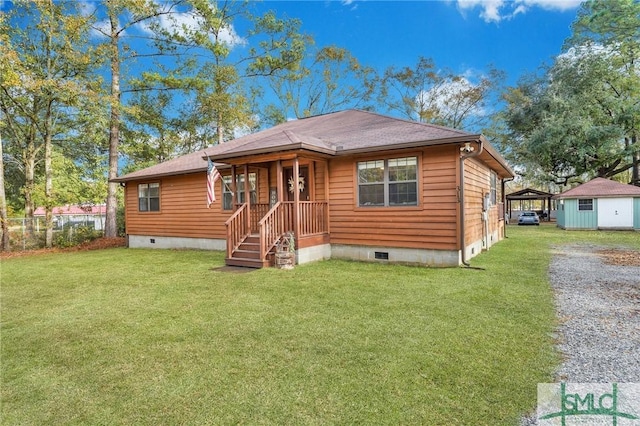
[1,225,638,425]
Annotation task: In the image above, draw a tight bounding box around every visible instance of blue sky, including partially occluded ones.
[251,0,582,85]
[2,0,584,128]
[1,0,583,87]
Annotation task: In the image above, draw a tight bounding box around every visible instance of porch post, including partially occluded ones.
[276,160,284,202]
[324,160,330,233]
[244,164,250,232]
[293,157,300,243]
[231,165,237,209]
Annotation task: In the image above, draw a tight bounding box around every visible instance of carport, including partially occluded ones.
[506,188,555,222]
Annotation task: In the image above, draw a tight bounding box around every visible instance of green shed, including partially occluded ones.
[554,178,640,230]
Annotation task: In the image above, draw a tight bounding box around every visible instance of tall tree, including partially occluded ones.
[174,1,309,142]
[502,0,640,185]
[0,13,19,250]
[565,0,640,185]
[0,1,97,247]
[92,0,184,237]
[378,56,504,131]
[262,45,376,125]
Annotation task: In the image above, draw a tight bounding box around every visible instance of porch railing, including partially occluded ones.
[250,203,271,233]
[228,201,330,263]
[258,202,293,260]
[225,203,249,259]
[256,201,329,261]
[298,201,329,236]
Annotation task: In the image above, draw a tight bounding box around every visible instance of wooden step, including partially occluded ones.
[225,257,269,269]
[225,234,274,269]
[233,249,261,260]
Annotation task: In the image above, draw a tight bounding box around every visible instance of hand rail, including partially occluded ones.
[225,203,249,259]
[258,202,294,260]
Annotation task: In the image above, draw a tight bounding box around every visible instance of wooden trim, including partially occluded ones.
[309,161,316,200]
[277,161,283,203]
[231,165,237,207]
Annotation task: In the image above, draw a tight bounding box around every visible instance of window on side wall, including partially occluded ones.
[578,199,593,211]
[222,173,257,210]
[138,183,160,212]
[357,156,418,207]
[490,172,497,205]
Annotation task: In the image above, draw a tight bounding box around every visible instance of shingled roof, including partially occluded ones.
[554,177,640,199]
[114,109,513,182]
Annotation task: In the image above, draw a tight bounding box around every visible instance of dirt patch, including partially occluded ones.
[0,237,126,259]
[596,249,640,266]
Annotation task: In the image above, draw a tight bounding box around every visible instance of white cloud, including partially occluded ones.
[415,76,487,123]
[456,0,582,23]
[90,19,112,39]
[138,8,246,48]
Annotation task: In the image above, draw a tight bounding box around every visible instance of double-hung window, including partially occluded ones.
[358,156,418,207]
[138,183,160,212]
[222,173,257,210]
[578,199,593,211]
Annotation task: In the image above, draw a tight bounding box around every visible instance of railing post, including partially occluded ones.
[293,158,300,245]
[244,164,250,233]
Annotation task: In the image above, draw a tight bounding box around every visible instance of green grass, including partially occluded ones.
[1,225,637,425]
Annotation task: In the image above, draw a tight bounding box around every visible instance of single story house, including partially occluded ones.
[554,177,640,230]
[33,204,107,231]
[113,110,515,267]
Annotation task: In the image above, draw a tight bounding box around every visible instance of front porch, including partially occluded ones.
[221,155,331,268]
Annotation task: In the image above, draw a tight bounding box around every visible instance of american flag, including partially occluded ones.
[207,157,221,208]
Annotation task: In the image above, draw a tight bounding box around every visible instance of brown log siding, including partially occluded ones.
[463,157,503,245]
[124,147,504,252]
[328,146,459,250]
[125,173,231,240]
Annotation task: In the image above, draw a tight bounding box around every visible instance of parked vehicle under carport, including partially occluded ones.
[518,211,540,226]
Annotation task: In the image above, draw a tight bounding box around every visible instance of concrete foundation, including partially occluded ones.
[331,244,460,267]
[128,235,226,251]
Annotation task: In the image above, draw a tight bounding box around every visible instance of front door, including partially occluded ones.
[284,166,310,201]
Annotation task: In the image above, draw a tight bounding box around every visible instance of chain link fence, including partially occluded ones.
[4,216,105,251]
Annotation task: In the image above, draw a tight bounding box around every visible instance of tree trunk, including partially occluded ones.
[0,133,10,251]
[23,130,37,240]
[105,15,120,238]
[217,110,224,145]
[632,134,639,186]
[44,0,54,248]
[44,104,53,248]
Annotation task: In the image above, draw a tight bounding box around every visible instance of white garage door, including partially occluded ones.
[597,198,634,228]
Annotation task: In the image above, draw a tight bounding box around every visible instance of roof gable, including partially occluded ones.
[554,177,640,199]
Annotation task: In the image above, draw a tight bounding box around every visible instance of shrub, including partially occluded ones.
[54,225,102,248]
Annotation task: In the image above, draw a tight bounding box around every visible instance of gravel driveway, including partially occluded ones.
[549,244,640,383]
[522,243,640,425]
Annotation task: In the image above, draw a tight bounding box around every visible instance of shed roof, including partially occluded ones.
[113,109,514,182]
[506,188,555,201]
[34,204,107,216]
[553,177,640,199]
